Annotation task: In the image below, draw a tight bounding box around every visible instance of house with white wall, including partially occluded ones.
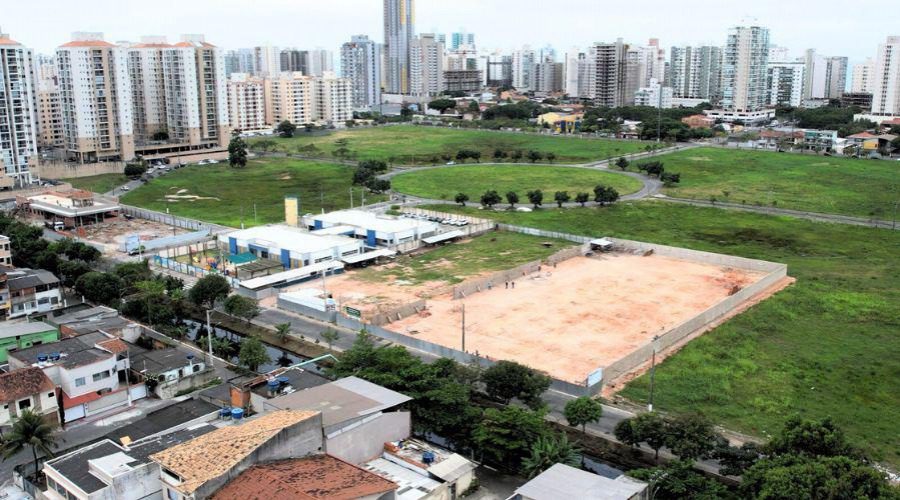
[0,366,59,427]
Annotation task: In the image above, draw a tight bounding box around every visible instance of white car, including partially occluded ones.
[121,186,130,191]
[208,159,220,164]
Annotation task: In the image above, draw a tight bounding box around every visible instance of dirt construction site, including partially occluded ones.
[286,239,789,389]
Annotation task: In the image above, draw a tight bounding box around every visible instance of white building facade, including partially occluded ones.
[227,73,267,132]
[0,31,39,186]
[341,35,382,109]
[871,36,900,116]
[721,25,770,112]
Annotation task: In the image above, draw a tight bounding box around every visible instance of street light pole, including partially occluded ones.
[206,309,215,368]
[648,334,660,412]
[461,303,466,352]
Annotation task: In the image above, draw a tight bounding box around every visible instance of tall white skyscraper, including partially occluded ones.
[0,31,39,186]
[409,34,443,97]
[341,35,382,108]
[721,25,770,112]
[803,50,847,100]
[384,0,415,94]
[254,45,280,76]
[587,39,628,107]
[767,61,805,107]
[851,58,875,93]
[227,73,267,132]
[512,47,536,91]
[669,46,722,102]
[308,49,334,77]
[871,36,900,115]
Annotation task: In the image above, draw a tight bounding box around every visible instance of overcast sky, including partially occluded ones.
[5,0,895,64]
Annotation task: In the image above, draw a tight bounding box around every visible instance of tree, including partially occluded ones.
[1,409,57,482]
[454,193,469,206]
[133,279,167,326]
[276,120,297,138]
[228,133,248,168]
[575,192,590,207]
[615,157,630,171]
[661,172,681,186]
[124,162,147,178]
[189,274,231,309]
[481,360,550,408]
[521,433,581,478]
[321,328,339,351]
[511,150,524,162]
[238,336,271,372]
[546,152,556,163]
[742,455,894,500]
[765,415,857,458]
[75,272,123,306]
[505,191,519,208]
[493,149,507,161]
[275,323,292,342]
[593,185,619,205]
[526,189,543,208]
[428,98,457,113]
[472,406,549,470]
[615,412,669,460]
[664,413,717,462]
[629,460,730,500]
[712,438,761,476]
[480,190,502,208]
[527,150,544,163]
[223,294,260,323]
[57,260,92,288]
[553,191,570,208]
[564,396,603,433]
[366,178,391,194]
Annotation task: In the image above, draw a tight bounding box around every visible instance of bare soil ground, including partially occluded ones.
[74,216,188,255]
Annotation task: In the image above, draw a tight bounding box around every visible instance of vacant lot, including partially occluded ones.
[122,158,385,228]
[249,125,651,164]
[428,201,900,466]
[68,173,129,194]
[643,147,899,218]
[391,165,643,201]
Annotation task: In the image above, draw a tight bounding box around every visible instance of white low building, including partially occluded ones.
[220,224,363,270]
[303,210,438,247]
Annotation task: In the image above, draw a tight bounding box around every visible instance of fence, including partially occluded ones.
[152,255,240,287]
[120,204,233,234]
[37,160,126,179]
[369,299,427,326]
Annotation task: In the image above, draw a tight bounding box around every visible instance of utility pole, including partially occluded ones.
[349,187,354,209]
[206,309,215,368]
[656,83,663,143]
[253,203,257,224]
[648,334,659,412]
[461,303,466,352]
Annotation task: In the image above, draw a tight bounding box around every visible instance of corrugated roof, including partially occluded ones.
[211,455,397,500]
[514,463,647,500]
[0,367,55,403]
[149,410,319,495]
[267,377,411,428]
[0,321,56,339]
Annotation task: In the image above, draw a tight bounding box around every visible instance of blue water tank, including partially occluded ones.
[422,451,435,464]
[220,407,232,418]
[276,376,290,385]
[37,354,48,362]
[231,408,244,421]
[50,353,61,361]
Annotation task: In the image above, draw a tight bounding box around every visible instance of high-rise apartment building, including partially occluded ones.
[126,36,169,144]
[587,39,628,107]
[871,36,900,115]
[384,0,415,94]
[851,58,875,94]
[36,87,64,149]
[450,31,474,50]
[266,72,352,127]
[633,39,665,88]
[563,49,583,97]
[227,73,267,131]
[341,35,382,108]
[254,45,280,76]
[409,34,443,97]
[224,49,256,76]
[485,53,512,88]
[280,49,309,75]
[767,61,805,107]
[56,32,135,163]
[721,25,770,112]
[0,31,39,186]
[634,78,673,108]
[533,56,564,93]
[512,47,536,91]
[824,56,848,99]
[668,46,722,103]
[802,50,847,101]
[308,49,334,77]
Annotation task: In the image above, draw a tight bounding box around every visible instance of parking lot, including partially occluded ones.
[398,210,471,227]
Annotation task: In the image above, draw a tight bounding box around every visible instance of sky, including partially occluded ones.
[4,0,895,64]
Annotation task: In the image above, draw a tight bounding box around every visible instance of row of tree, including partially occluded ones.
[0,216,101,288]
[456,184,620,209]
[351,159,391,194]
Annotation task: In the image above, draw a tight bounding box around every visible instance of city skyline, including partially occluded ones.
[5,0,897,63]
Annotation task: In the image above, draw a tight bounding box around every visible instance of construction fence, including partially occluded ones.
[151,255,240,287]
[121,205,233,234]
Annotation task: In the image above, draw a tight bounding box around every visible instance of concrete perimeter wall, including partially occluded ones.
[120,204,233,233]
[370,299,427,326]
[37,161,125,180]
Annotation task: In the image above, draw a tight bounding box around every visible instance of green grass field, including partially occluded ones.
[391,165,643,201]
[249,125,652,164]
[427,201,900,466]
[354,231,572,286]
[122,158,385,228]
[67,173,129,194]
[642,147,899,218]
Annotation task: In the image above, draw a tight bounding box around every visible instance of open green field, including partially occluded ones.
[354,231,572,285]
[391,165,643,201]
[249,125,651,164]
[67,173,129,194]
[644,147,899,218]
[427,201,900,466]
[122,158,385,228]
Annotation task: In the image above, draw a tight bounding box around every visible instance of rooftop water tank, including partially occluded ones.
[220,407,232,418]
[231,408,244,421]
[37,354,48,362]
[276,376,290,385]
[50,353,61,361]
[422,451,435,464]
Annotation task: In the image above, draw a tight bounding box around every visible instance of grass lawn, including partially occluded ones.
[354,231,572,285]
[391,165,643,202]
[427,201,900,466]
[640,147,900,218]
[122,158,385,228]
[67,173,129,194]
[249,125,652,164]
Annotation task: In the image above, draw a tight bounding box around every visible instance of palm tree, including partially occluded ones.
[275,323,292,342]
[134,280,166,327]
[1,410,57,481]
[520,433,581,479]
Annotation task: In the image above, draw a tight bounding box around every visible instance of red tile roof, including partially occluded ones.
[847,132,876,139]
[61,390,102,409]
[0,367,55,403]
[0,37,22,46]
[59,40,115,48]
[97,338,129,354]
[212,455,397,500]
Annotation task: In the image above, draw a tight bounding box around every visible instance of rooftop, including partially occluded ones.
[132,348,199,374]
[106,398,220,445]
[384,439,476,483]
[0,367,55,403]
[6,269,59,291]
[10,336,113,370]
[514,463,647,500]
[0,321,56,339]
[150,410,319,495]
[310,210,437,234]
[211,455,397,500]
[266,376,411,429]
[48,306,119,326]
[222,224,359,254]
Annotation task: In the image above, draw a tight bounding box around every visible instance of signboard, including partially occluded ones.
[344,306,361,318]
[587,367,603,387]
[125,235,142,255]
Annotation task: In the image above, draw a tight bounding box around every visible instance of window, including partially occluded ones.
[92,370,110,382]
[48,393,55,398]
[17,399,31,410]
[75,377,86,387]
